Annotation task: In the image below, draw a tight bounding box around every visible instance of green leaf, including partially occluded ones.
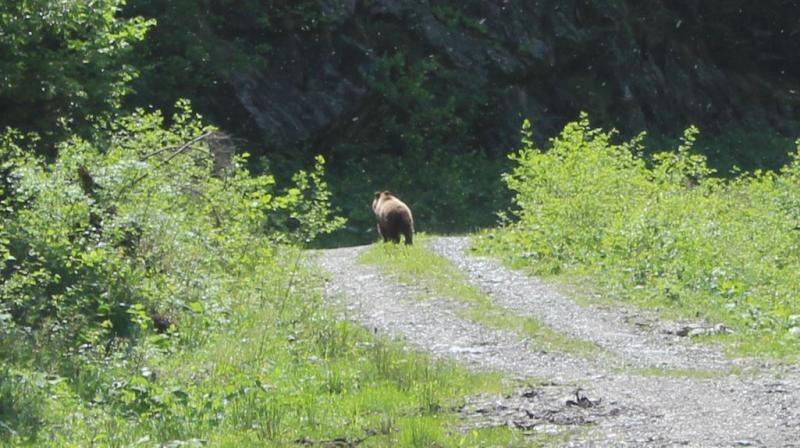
[188,302,204,313]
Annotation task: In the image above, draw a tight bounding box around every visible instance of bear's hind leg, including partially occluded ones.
[403,229,413,245]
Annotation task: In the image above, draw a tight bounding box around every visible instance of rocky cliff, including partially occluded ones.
[218,0,798,156]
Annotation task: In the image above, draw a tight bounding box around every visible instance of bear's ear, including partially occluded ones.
[374,191,382,199]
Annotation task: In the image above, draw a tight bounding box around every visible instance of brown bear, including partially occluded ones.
[372,191,414,245]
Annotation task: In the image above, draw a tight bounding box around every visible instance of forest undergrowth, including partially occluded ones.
[0,105,530,447]
[477,114,800,359]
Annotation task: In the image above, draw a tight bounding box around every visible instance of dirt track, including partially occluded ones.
[315,236,800,447]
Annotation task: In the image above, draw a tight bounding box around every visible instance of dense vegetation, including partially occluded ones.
[5,1,799,238]
[3,0,800,444]
[0,103,537,446]
[0,1,153,153]
[477,116,800,358]
[0,3,522,445]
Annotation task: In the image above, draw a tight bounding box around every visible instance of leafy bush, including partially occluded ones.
[0,0,154,148]
[479,114,800,357]
[0,103,344,442]
[2,103,341,348]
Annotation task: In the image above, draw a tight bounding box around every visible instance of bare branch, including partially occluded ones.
[116,131,215,200]
[140,131,214,161]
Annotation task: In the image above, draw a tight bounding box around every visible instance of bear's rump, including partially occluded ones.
[383,207,410,227]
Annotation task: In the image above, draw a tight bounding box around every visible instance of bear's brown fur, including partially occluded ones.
[372,191,414,245]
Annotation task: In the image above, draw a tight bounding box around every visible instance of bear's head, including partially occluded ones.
[372,191,393,211]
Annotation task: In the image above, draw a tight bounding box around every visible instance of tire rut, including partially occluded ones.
[428,237,732,373]
[314,237,800,447]
[317,244,595,383]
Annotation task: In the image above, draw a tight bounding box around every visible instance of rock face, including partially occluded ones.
[227,0,799,152]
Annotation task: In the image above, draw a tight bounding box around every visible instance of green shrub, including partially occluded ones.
[0,102,344,442]
[0,0,154,149]
[1,104,341,349]
[479,114,800,357]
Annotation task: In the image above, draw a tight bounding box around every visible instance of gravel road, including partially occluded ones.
[314,236,800,447]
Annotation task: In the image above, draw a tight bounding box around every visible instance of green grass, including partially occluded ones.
[358,235,602,358]
[3,250,558,447]
[475,115,800,360]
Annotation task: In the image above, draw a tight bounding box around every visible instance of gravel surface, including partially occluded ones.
[314,237,800,447]
[427,237,733,373]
